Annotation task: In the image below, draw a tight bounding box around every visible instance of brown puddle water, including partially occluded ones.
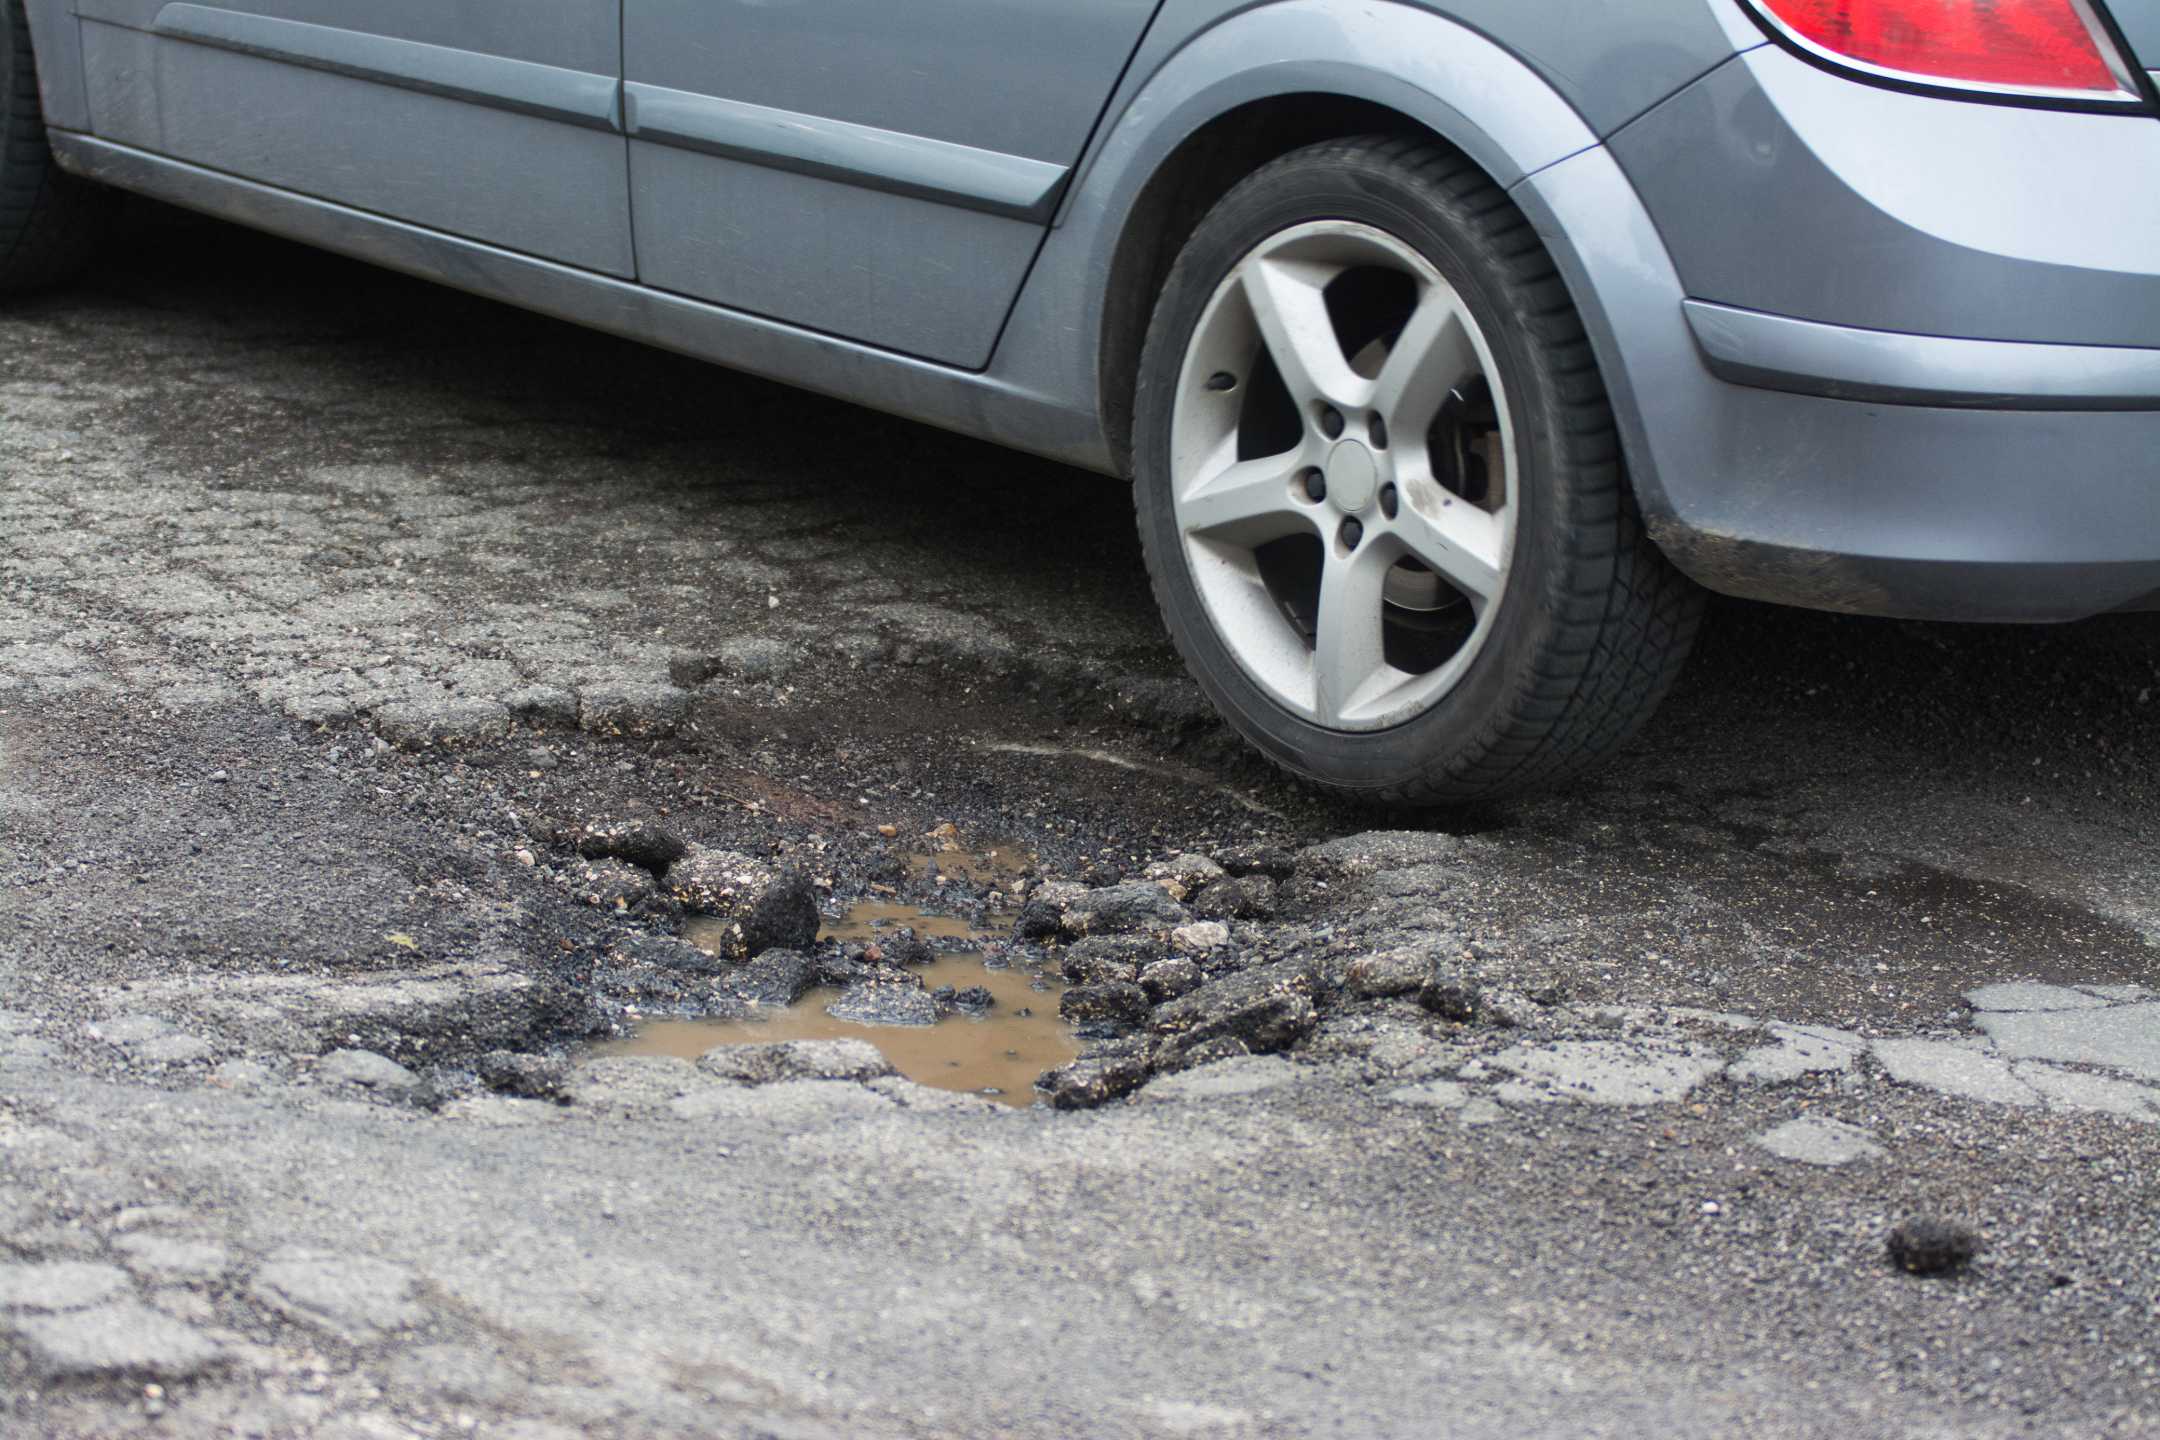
[606,882,1075,1107]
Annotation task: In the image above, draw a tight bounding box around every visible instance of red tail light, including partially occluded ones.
[1748,0,2139,99]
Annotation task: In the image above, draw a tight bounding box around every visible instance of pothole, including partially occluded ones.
[602,849,1077,1106]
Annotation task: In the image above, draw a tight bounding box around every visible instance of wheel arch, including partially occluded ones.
[1031,0,1600,474]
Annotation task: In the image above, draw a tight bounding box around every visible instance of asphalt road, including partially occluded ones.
[3,206,2158,1440]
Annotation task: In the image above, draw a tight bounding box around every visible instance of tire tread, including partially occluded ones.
[0,0,110,294]
[1135,133,1705,805]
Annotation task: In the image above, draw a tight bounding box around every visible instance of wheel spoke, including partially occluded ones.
[1312,542,1395,725]
[1372,284,1478,436]
[1178,447,1314,547]
[1242,255,1363,409]
[1390,493,1504,606]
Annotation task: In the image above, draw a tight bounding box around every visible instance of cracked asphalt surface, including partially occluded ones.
[4,206,2159,1439]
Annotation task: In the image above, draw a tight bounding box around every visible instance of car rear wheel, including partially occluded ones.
[1,0,112,294]
[1133,136,1704,804]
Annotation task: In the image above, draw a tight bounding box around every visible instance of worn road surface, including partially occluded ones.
[4,208,2159,1439]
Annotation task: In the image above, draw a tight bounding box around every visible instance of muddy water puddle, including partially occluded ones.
[613,886,1074,1107]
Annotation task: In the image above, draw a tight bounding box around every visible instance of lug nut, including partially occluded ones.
[1341,518,1363,550]
[1320,406,1345,439]
[1205,371,1238,392]
[1369,415,1389,449]
[1379,483,1399,519]
[1302,468,1327,502]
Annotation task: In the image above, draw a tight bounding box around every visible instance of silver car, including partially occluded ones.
[7,0,2157,802]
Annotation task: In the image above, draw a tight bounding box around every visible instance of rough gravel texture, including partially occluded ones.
[3,209,2159,1439]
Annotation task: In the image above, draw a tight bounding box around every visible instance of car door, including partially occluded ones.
[73,0,634,277]
[623,0,1160,368]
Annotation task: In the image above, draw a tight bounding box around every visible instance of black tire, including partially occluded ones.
[1,0,111,294]
[1133,135,1704,805]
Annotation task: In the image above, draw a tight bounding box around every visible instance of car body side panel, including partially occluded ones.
[623,0,1158,369]
[75,3,633,278]
[78,21,635,278]
[20,0,90,131]
[49,132,1112,468]
[74,0,619,73]
[625,0,1159,159]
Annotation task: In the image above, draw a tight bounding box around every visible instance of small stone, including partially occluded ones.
[476,1051,572,1102]
[317,1049,420,1091]
[1139,957,1202,1003]
[665,848,819,958]
[1190,875,1277,921]
[826,979,938,1027]
[1037,1052,1154,1110]
[871,928,936,968]
[1141,852,1227,901]
[667,649,721,689]
[712,634,795,680]
[1060,935,1162,984]
[577,680,690,738]
[1059,882,1191,939]
[513,848,537,866]
[1169,921,1230,954]
[504,686,579,728]
[568,858,655,908]
[1060,982,1152,1032]
[1419,979,1481,1023]
[1212,843,1296,880]
[568,818,689,873]
[721,949,814,1008]
[1013,880,1089,939]
[1152,959,1319,1058]
[1886,1220,1980,1276]
[1345,949,1428,999]
[950,985,995,1014]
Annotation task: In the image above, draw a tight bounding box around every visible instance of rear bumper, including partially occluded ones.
[1682,302,2160,413]
[1664,304,2160,620]
[1514,44,2160,624]
[1629,385,2160,622]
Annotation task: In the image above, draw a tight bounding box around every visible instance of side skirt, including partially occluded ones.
[49,132,1116,475]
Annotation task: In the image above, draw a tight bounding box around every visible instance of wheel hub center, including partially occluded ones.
[1325,440,1379,514]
